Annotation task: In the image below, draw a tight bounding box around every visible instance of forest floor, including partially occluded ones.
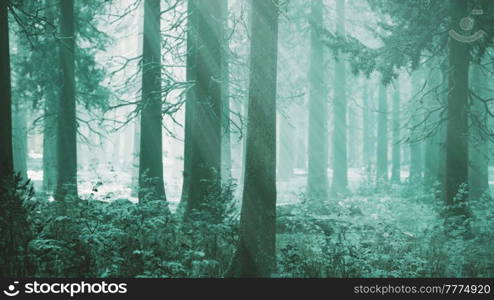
[24,152,494,277]
[27,150,494,210]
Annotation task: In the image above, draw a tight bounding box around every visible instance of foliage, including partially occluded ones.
[0,174,36,277]
[276,188,494,278]
[28,181,238,278]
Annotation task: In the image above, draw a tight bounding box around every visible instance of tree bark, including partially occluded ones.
[184,0,223,218]
[221,0,231,183]
[138,0,167,204]
[307,0,329,199]
[391,79,401,183]
[424,66,442,192]
[0,1,13,182]
[131,116,140,197]
[469,63,490,200]
[376,82,388,184]
[226,0,279,278]
[179,0,198,214]
[362,83,372,179]
[331,0,348,196]
[55,0,78,201]
[445,0,470,218]
[43,89,58,193]
[12,88,28,181]
[278,111,295,181]
[409,71,423,184]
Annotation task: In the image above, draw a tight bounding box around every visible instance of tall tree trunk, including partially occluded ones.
[295,119,307,170]
[445,0,470,218]
[376,82,388,185]
[184,0,223,218]
[391,79,401,183]
[12,102,28,181]
[55,0,78,201]
[131,116,140,197]
[278,111,295,181]
[434,62,449,203]
[362,83,372,179]
[307,0,329,199]
[348,101,356,167]
[239,92,248,188]
[226,0,279,278]
[331,0,348,196]
[221,0,231,183]
[469,63,490,200]
[138,0,167,204]
[0,1,13,182]
[424,66,442,192]
[409,71,423,184]
[179,0,198,214]
[43,89,58,192]
[42,0,58,193]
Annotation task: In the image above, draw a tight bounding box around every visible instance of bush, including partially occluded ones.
[0,174,36,277]
[28,180,239,278]
[276,189,494,278]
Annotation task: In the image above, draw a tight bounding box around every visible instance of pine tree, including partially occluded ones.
[226,0,279,277]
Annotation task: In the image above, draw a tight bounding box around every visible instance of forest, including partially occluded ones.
[0,0,494,278]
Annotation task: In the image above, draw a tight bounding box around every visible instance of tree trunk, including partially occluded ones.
[226,0,279,278]
[131,116,140,197]
[179,0,198,214]
[307,0,329,199]
[376,82,388,184]
[278,111,295,181]
[445,0,470,218]
[409,71,423,184]
[391,79,401,183]
[469,63,490,200]
[184,0,223,218]
[0,1,13,182]
[42,0,58,193]
[138,0,167,204]
[12,102,28,181]
[43,89,58,193]
[55,0,78,201]
[424,66,442,192]
[221,0,231,183]
[348,101,356,167]
[362,83,372,179]
[331,0,348,196]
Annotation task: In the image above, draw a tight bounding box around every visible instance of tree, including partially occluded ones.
[362,82,373,179]
[278,109,295,182]
[138,0,167,204]
[307,0,329,200]
[445,0,470,218]
[55,0,78,201]
[184,0,223,218]
[42,1,59,193]
[409,71,424,184]
[12,24,29,182]
[0,0,13,182]
[179,0,228,213]
[424,64,443,192]
[226,0,279,277]
[376,81,388,184]
[331,0,348,196]
[391,79,401,183]
[469,63,490,200]
[179,0,197,212]
[220,0,231,183]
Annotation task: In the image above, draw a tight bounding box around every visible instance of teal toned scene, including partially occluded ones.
[1,0,494,278]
